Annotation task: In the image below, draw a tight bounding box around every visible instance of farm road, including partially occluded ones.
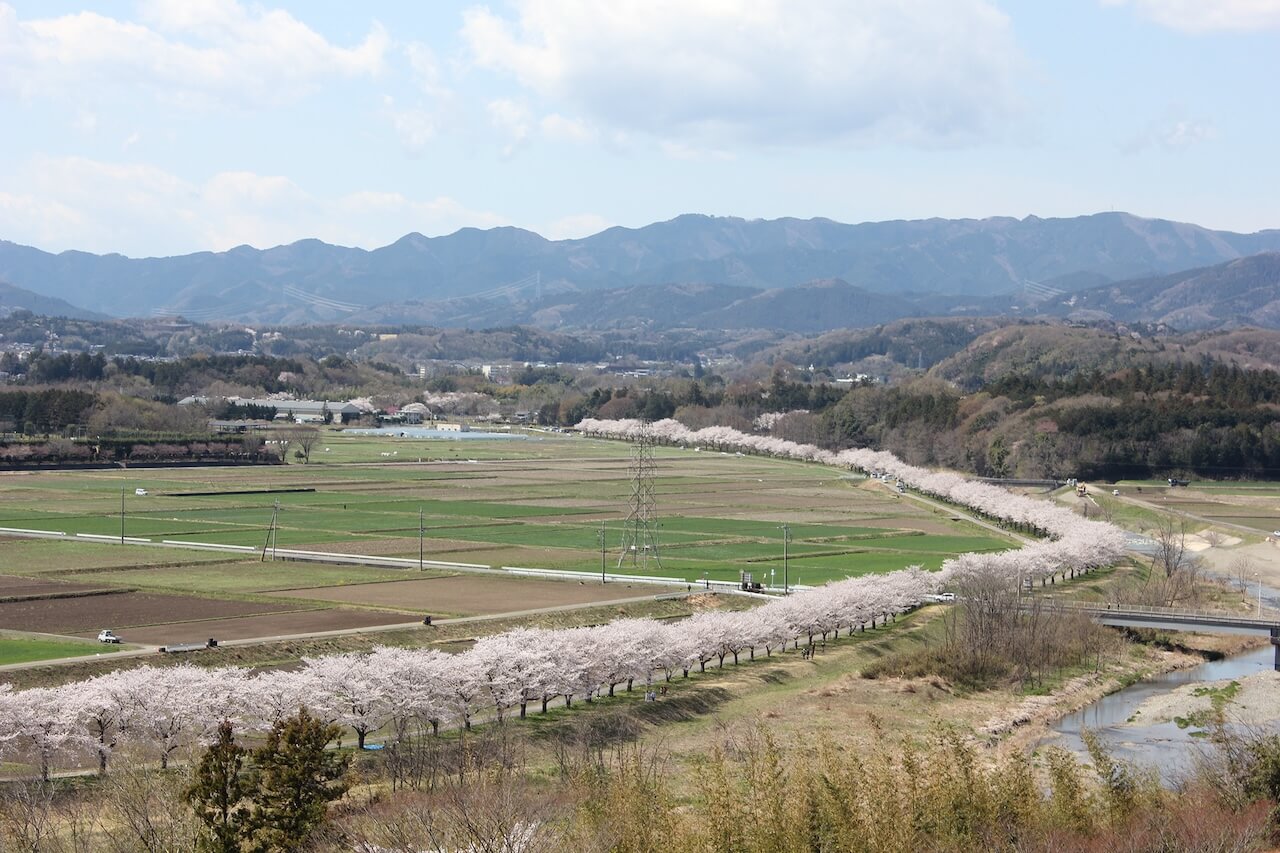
[892,486,1034,546]
[0,590,690,674]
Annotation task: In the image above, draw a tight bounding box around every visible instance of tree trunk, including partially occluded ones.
[732,651,739,665]
[627,678,634,692]
[541,696,549,714]
[699,660,706,673]
[520,701,527,719]
[608,683,615,697]
[357,729,367,750]
[431,719,439,736]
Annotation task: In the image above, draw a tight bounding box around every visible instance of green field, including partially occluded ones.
[0,430,1014,587]
[0,636,118,665]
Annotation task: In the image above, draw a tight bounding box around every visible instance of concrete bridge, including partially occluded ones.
[1051,602,1280,670]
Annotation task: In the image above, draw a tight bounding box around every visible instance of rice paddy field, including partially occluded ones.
[0,429,1014,652]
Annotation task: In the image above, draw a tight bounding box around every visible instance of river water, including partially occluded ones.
[1044,643,1277,779]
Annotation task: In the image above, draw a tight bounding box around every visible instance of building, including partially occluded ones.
[435,422,469,432]
[400,402,430,424]
[178,396,364,424]
[208,419,271,434]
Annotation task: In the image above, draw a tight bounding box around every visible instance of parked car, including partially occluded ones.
[97,629,122,644]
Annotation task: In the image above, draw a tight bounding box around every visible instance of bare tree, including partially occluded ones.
[1230,555,1257,604]
[282,427,321,464]
[1148,518,1201,606]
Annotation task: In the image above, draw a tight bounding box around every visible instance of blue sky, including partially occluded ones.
[1,0,1277,257]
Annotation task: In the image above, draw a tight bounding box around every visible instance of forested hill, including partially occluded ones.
[3,211,1278,323]
[1046,251,1280,330]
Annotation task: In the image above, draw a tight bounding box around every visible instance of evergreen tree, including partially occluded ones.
[184,720,251,853]
[246,707,349,853]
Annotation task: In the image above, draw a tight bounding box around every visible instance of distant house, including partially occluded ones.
[401,402,430,424]
[436,422,469,432]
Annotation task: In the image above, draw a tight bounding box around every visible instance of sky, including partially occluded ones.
[0,0,1277,258]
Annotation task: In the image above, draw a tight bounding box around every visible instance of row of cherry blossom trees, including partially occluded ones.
[0,419,1127,778]
[0,569,933,779]
[577,418,1129,587]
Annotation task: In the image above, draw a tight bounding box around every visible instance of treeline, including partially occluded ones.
[990,360,1280,407]
[15,352,308,395]
[0,389,97,433]
[0,436,278,468]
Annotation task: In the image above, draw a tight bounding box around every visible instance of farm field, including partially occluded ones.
[0,431,1012,586]
[1109,481,1280,536]
[0,591,310,636]
[271,574,665,612]
[0,430,1016,651]
[0,636,113,666]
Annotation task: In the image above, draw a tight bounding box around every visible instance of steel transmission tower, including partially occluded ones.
[617,431,661,571]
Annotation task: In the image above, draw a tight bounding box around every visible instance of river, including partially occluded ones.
[1045,642,1278,779]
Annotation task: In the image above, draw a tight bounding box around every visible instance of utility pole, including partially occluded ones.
[419,507,425,571]
[262,499,280,562]
[1258,572,1263,617]
[598,521,607,584]
[120,485,125,545]
[780,524,791,595]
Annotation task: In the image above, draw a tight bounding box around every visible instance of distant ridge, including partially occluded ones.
[0,281,103,320]
[1,212,1278,324]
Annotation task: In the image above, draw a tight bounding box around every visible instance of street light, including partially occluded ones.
[119,485,125,545]
[418,506,425,571]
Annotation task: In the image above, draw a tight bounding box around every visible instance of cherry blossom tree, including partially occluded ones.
[302,653,390,750]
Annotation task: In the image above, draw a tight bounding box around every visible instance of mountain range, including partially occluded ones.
[2,212,1279,327]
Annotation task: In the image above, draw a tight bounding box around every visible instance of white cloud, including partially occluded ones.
[460,0,1026,147]
[1101,0,1280,32]
[487,98,533,156]
[382,96,439,154]
[539,113,596,144]
[542,213,613,240]
[0,1,389,107]
[1123,112,1217,152]
[0,156,507,256]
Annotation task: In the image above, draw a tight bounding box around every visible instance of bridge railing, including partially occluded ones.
[1033,598,1280,629]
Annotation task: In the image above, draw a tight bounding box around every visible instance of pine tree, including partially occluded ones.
[245,707,349,853]
[184,720,251,853]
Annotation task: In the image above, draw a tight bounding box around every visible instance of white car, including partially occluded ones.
[97,629,122,644]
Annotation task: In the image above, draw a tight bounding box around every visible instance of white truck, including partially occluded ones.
[97,629,122,644]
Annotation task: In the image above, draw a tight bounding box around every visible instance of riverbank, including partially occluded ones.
[1124,668,1280,730]
[984,632,1267,755]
